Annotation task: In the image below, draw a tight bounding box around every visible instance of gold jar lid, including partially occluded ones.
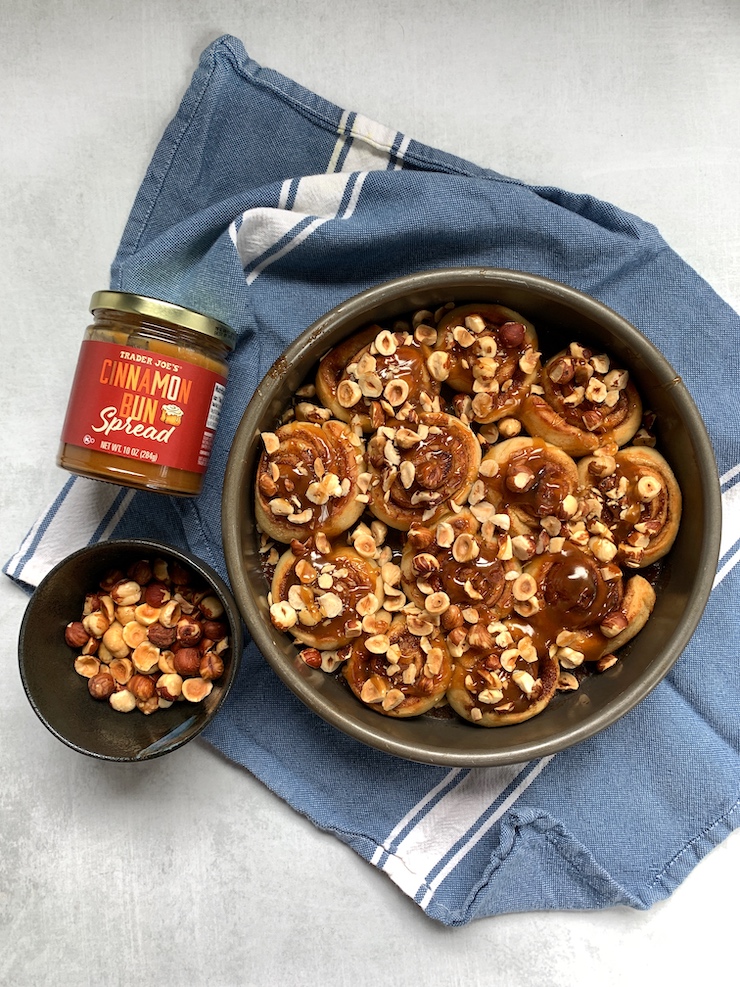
[90,291,237,351]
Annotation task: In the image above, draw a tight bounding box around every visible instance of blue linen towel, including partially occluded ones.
[7,35,740,926]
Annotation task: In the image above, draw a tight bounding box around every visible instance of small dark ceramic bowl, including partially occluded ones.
[222,268,721,766]
[18,539,243,761]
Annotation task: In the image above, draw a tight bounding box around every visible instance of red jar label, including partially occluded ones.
[61,340,227,474]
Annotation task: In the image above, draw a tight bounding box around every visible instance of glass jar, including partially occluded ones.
[58,291,236,497]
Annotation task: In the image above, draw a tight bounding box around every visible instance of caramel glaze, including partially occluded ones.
[448,615,559,723]
[368,413,481,528]
[487,439,576,521]
[403,522,518,614]
[344,624,453,717]
[593,459,668,546]
[541,350,639,437]
[526,542,623,661]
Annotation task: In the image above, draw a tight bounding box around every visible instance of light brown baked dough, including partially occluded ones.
[399,509,520,616]
[366,412,482,530]
[315,323,438,432]
[522,541,656,664]
[446,615,559,726]
[269,544,384,650]
[479,437,580,536]
[343,614,453,717]
[577,445,682,568]
[519,343,642,456]
[431,303,540,423]
[255,420,366,543]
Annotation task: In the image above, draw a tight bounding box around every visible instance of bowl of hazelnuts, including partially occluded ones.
[222,267,720,766]
[18,539,243,760]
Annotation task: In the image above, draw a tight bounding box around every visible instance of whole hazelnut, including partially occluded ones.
[147,622,177,648]
[199,652,225,681]
[499,322,526,348]
[88,672,116,700]
[176,616,202,646]
[127,559,153,586]
[65,621,90,649]
[198,595,224,620]
[156,673,183,702]
[144,581,171,608]
[441,604,464,631]
[110,579,142,607]
[99,568,125,592]
[202,620,227,641]
[128,674,156,701]
[173,648,201,678]
[169,562,191,586]
[109,690,136,713]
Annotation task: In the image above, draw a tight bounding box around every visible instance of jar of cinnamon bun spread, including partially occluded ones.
[58,291,236,497]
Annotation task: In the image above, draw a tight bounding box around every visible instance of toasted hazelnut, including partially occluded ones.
[452,533,479,563]
[441,605,464,631]
[425,591,451,615]
[99,568,125,593]
[82,609,110,639]
[88,672,115,700]
[512,573,537,602]
[146,622,177,648]
[144,582,171,607]
[126,559,153,585]
[202,620,227,641]
[134,603,161,626]
[121,620,149,650]
[128,673,156,701]
[110,579,142,607]
[173,647,202,678]
[102,622,130,660]
[159,599,182,628]
[108,658,134,685]
[199,652,225,681]
[196,594,223,620]
[600,612,629,638]
[181,678,213,703]
[158,650,177,674]
[74,655,100,678]
[65,621,89,649]
[499,322,526,348]
[156,673,183,701]
[175,616,202,646]
[115,604,138,625]
[124,639,158,675]
[136,695,160,715]
[109,689,136,713]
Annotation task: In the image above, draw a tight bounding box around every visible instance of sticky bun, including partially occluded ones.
[519,342,642,456]
[255,420,366,542]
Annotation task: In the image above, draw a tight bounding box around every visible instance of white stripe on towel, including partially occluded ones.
[379,760,545,901]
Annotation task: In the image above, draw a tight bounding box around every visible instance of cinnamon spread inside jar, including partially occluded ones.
[58,292,236,497]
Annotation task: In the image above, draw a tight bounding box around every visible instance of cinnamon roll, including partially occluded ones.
[399,510,520,618]
[430,303,540,423]
[255,420,366,543]
[521,541,656,665]
[269,543,384,650]
[446,615,559,726]
[315,323,439,432]
[343,613,453,717]
[365,412,482,530]
[479,437,580,536]
[519,342,642,456]
[577,446,682,568]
